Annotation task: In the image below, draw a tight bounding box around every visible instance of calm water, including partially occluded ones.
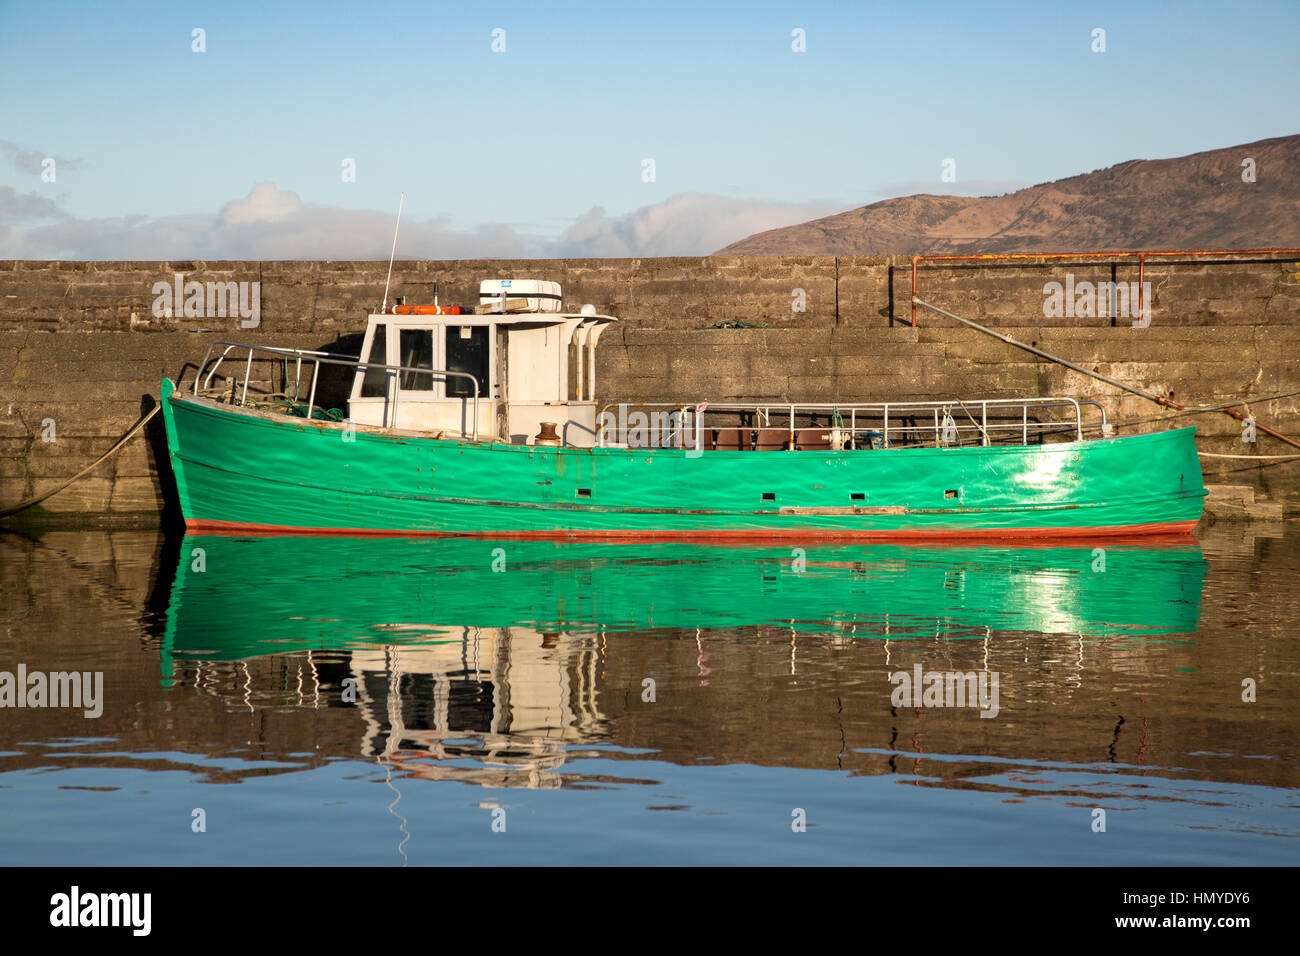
[1,524,1297,866]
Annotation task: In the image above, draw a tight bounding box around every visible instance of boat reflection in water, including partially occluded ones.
[160,535,1206,789]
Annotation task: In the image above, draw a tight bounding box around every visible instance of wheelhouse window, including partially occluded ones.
[398,329,435,390]
[359,324,388,397]
[445,325,488,398]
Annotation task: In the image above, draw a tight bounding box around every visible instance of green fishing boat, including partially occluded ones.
[159,279,1206,539]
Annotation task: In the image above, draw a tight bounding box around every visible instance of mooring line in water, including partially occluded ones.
[911,297,1300,451]
[0,405,160,518]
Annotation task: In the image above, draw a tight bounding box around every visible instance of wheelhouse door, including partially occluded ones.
[444,325,490,437]
[350,321,394,427]
[394,327,437,429]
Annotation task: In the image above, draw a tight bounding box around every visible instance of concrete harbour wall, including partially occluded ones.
[2,254,1297,525]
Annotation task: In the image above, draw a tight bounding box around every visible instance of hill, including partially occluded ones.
[719,135,1300,255]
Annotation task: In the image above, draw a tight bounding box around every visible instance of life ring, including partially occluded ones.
[383,305,462,315]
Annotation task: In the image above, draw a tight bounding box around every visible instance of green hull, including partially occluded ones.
[161,535,1206,668]
[159,379,1206,538]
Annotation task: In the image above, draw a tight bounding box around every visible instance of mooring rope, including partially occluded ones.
[0,406,160,518]
[911,297,1300,451]
[1197,451,1300,461]
[1107,389,1300,429]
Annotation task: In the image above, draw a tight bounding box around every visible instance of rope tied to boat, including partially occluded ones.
[0,405,160,519]
[1106,389,1300,429]
[1197,451,1300,461]
[911,297,1300,452]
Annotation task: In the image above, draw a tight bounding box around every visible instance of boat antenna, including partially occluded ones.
[381,192,405,313]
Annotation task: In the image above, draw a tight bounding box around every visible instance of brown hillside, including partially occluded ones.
[719,135,1300,255]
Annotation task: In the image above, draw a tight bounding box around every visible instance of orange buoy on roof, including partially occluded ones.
[383,304,463,315]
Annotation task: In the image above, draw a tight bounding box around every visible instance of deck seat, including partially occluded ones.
[796,427,832,450]
[713,427,749,451]
[754,428,790,451]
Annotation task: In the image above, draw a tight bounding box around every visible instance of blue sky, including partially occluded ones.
[1,0,1296,257]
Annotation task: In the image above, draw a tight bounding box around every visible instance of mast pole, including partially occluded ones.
[381,193,405,313]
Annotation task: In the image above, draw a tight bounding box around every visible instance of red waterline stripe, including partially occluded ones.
[185,518,1199,542]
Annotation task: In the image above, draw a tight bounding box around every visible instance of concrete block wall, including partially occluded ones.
[8,254,1292,334]
[2,254,1297,525]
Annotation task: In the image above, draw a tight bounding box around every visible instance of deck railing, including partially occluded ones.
[596,398,1107,451]
[193,340,481,440]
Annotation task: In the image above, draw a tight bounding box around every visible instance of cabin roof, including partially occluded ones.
[367,312,618,325]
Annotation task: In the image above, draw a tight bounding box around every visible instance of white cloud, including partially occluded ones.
[216,181,304,226]
[0,186,68,225]
[553,194,844,257]
[0,139,85,176]
[0,183,847,260]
